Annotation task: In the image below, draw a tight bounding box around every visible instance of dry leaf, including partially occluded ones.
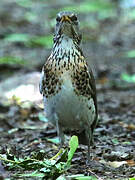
[108,161,127,168]
[126,160,135,166]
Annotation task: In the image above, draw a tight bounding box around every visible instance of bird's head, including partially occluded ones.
[54,11,82,44]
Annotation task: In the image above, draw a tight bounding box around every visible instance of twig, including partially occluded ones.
[87,168,104,180]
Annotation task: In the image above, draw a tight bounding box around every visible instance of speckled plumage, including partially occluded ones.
[40,12,98,159]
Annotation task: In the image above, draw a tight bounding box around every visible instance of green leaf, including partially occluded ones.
[0,136,79,178]
[75,177,97,180]
[125,50,135,58]
[67,135,78,164]
[62,0,114,13]
[18,170,45,177]
[122,141,131,145]
[16,0,33,7]
[56,176,67,180]
[129,9,135,19]
[38,112,48,122]
[129,178,135,180]
[29,35,53,48]
[47,137,60,144]
[0,56,26,65]
[8,128,18,134]
[5,33,31,43]
[40,167,51,173]
[4,33,52,48]
[112,138,119,145]
[24,12,37,22]
[75,176,97,180]
[67,174,97,180]
[121,73,135,83]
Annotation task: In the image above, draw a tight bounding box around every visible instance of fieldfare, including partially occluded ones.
[40,11,98,160]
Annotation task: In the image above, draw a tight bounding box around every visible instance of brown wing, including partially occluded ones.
[87,64,98,130]
[73,60,98,130]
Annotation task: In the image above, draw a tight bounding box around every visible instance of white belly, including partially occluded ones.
[44,72,95,130]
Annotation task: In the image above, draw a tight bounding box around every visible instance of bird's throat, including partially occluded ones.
[51,35,82,66]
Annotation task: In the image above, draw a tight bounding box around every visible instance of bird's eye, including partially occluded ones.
[70,15,77,21]
[56,16,61,22]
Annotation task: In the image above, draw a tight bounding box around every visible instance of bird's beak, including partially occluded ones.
[61,16,71,23]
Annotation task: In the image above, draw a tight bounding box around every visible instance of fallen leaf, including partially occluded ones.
[119,122,135,130]
[108,161,127,168]
[98,77,108,84]
[126,160,135,166]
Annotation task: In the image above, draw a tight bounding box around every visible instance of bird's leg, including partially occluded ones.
[85,127,93,163]
[87,131,91,163]
[55,114,64,146]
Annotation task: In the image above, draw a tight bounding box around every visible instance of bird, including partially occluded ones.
[39,11,98,160]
